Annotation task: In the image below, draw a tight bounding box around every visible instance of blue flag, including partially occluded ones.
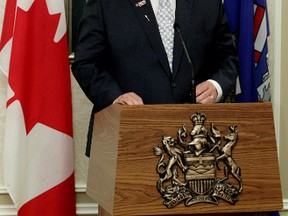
[224,0,270,102]
[224,3,279,216]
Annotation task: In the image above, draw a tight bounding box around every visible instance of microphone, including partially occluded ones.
[174,23,196,104]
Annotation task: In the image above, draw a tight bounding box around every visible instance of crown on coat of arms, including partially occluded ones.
[191,112,206,126]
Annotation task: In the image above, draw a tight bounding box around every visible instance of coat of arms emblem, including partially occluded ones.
[153,111,242,208]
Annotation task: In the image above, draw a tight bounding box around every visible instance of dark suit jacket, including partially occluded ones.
[72,0,239,156]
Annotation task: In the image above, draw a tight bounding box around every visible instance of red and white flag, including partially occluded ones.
[0,0,76,215]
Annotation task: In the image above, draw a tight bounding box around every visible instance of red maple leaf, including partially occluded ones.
[7,0,73,136]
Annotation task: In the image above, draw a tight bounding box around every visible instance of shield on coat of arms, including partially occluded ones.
[184,153,216,195]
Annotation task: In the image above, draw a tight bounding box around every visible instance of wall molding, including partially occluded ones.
[0,185,90,194]
[284,200,288,211]
[272,0,282,155]
[0,205,16,216]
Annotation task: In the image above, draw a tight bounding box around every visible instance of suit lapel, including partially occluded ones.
[173,0,194,78]
[128,0,195,78]
[129,0,172,77]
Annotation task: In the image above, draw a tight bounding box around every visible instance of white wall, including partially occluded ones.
[269,0,288,214]
[279,0,288,212]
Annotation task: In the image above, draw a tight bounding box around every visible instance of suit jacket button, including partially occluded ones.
[171,82,177,88]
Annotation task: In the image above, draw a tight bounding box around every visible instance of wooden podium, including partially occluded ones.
[86,103,283,216]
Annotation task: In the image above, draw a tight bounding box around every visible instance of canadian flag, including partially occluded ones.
[0,0,76,215]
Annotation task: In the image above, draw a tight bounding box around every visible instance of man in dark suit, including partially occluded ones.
[72,0,238,158]
[72,1,238,214]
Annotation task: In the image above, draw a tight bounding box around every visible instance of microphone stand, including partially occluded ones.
[174,23,196,104]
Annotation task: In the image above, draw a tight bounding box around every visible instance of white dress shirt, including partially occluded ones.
[150,0,223,102]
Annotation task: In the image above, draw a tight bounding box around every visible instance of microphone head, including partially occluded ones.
[173,23,180,31]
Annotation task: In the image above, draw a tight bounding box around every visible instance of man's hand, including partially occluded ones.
[114,92,144,105]
[196,81,218,104]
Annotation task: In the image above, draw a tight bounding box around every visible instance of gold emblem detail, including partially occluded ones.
[153,111,242,208]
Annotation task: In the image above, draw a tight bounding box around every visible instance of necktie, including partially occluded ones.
[157,0,175,72]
